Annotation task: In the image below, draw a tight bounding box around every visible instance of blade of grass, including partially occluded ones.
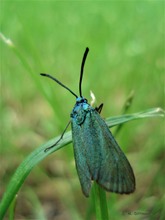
[106,108,164,127]
[25,187,47,220]
[0,131,71,219]
[114,90,134,136]
[93,182,109,220]
[93,182,102,220]
[9,195,17,220]
[0,32,64,128]
[0,107,164,218]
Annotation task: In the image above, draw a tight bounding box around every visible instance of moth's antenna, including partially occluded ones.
[79,47,89,97]
[40,73,78,98]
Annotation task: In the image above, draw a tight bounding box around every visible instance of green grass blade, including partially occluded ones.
[106,108,164,127]
[93,182,102,220]
[0,32,64,128]
[114,90,134,135]
[0,132,71,219]
[93,183,109,220]
[8,196,17,220]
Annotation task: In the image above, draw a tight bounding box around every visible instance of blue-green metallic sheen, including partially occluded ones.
[71,97,135,197]
[40,48,135,197]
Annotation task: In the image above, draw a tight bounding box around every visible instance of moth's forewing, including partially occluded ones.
[71,119,92,197]
[90,110,136,194]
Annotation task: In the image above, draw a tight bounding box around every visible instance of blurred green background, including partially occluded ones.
[1,1,164,220]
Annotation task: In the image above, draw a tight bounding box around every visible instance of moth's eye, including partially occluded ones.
[83,98,88,103]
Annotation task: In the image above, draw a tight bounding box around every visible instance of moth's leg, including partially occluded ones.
[95,103,104,114]
[44,120,71,152]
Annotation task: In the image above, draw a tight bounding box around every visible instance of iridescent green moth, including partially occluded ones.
[41,48,135,197]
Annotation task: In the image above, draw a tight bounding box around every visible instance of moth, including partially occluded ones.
[41,48,135,197]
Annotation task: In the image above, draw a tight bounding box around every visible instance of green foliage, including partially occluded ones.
[1,1,164,219]
[0,108,164,219]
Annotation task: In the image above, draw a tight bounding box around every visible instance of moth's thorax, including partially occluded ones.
[71,97,93,125]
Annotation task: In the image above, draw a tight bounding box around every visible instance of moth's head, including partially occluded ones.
[76,97,88,104]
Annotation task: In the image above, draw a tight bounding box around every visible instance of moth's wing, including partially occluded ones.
[71,120,92,197]
[83,110,135,194]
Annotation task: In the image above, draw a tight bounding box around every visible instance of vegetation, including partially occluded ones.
[1,1,164,219]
